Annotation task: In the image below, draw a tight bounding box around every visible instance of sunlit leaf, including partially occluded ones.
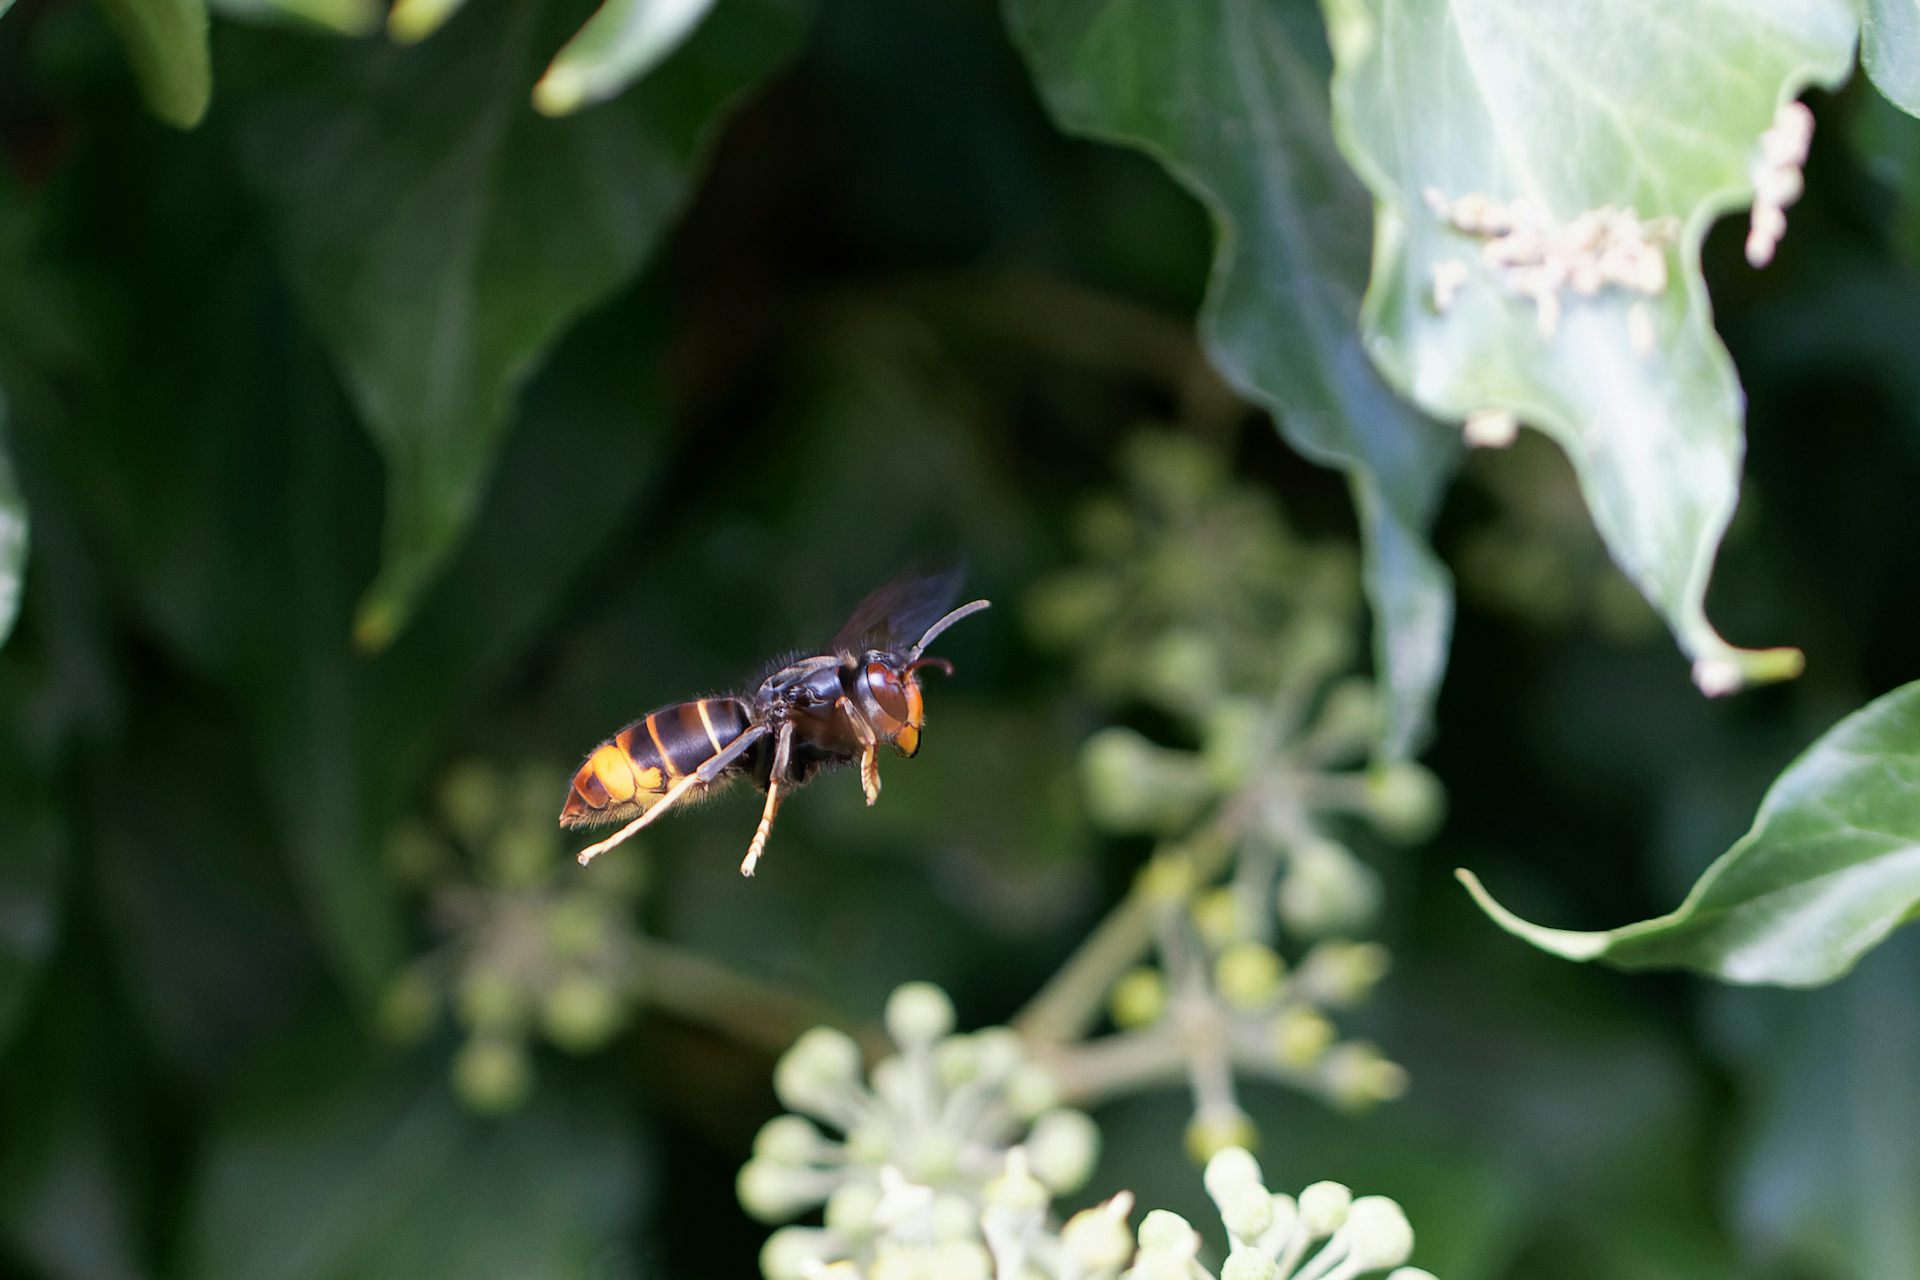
[1461,679,1920,986]
[0,398,24,651]
[1320,0,1856,694]
[535,0,718,117]
[1865,0,1920,117]
[1005,0,1459,760]
[229,0,807,648]
[92,0,212,128]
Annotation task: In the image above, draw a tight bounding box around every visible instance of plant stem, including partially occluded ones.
[633,937,862,1057]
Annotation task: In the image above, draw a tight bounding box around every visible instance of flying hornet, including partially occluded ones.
[560,571,990,876]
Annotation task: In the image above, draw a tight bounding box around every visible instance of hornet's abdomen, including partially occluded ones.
[560,697,755,829]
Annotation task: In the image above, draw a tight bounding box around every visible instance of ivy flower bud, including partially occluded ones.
[885,982,956,1048]
[1298,941,1390,1008]
[1363,763,1445,843]
[927,1239,992,1280]
[451,1035,530,1114]
[774,1027,863,1116]
[1026,1109,1100,1194]
[970,1028,1025,1081]
[1221,1250,1281,1280]
[1343,1196,1414,1269]
[1185,1108,1258,1164]
[539,973,621,1052]
[1218,1184,1274,1242]
[1060,1193,1134,1271]
[1136,1209,1200,1258]
[1276,838,1379,936]
[737,1160,820,1224]
[1202,1146,1264,1203]
[929,1193,978,1242]
[1387,1270,1441,1280]
[1135,850,1197,904]
[1082,729,1210,834]
[1324,1042,1409,1110]
[983,1148,1049,1214]
[456,968,527,1033]
[1109,967,1168,1030]
[1191,887,1245,950]
[754,1114,825,1166]
[1298,1181,1351,1236]
[1214,942,1286,1010]
[1273,1006,1335,1068]
[1006,1063,1061,1118]
[759,1226,833,1280]
[825,1179,884,1238]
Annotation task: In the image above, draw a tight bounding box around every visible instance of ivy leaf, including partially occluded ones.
[229,0,805,648]
[1320,0,1856,694]
[535,0,718,117]
[1005,0,1459,760]
[0,398,24,651]
[92,0,212,128]
[1866,0,1920,117]
[1460,679,1920,986]
[206,0,381,38]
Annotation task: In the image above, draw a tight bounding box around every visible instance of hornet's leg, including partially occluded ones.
[576,723,769,867]
[742,721,794,877]
[834,695,882,806]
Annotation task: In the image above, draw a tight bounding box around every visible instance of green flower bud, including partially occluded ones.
[1191,887,1245,950]
[1135,850,1196,905]
[933,1035,980,1087]
[1298,1181,1351,1236]
[1221,1250,1281,1280]
[1279,614,1353,688]
[1363,764,1445,844]
[1324,1042,1408,1110]
[1298,940,1391,1008]
[378,969,439,1045]
[456,968,528,1033]
[438,760,502,848]
[1081,729,1211,835]
[1387,1270,1441,1280]
[759,1226,833,1280]
[905,1131,960,1184]
[1125,432,1222,514]
[929,1193,979,1242]
[1109,967,1168,1030]
[825,1179,883,1238]
[1202,1146,1263,1204]
[1214,942,1286,1011]
[970,1028,1025,1081]
[1276,838,1379,937]
[927,1240,992,1280]
[1145,631,1221,712]
[1199,699,1263,786]
[885,982,956,1048]
[1268,1193,1299,1245]
[773,1027,863,1116]
[539,973,622,1052]
[1273,1006,1335,1069]
[845,1122,891,1166]
[1060,1194,1135,1271]
[1136,1208,1199,1257]
[1310,677,1380,755]
[1006,1062,1061,1119]
[753,1114,824,1166]
[736,1159,820,1224]
[983,1149,1049,1213]
[452,1035,531,1114]
[1219,1183,1274,1243]
[1026,1109,1100,1194]
[1344,1196,1413,1269]
[1185,1108,1258,1164]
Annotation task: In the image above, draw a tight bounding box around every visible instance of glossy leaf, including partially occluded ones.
[1866,0,1920,117]
[1005,0,1458,760]
[1320,0,1856,693]
[535,0,718,116]
[1461,679,1920,986]
[206,0,381,37]
[0,399,24,651]
[93,0,212,128]
[230,0,806,647]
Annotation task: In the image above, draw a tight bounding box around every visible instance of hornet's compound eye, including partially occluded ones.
[864,661,910,723]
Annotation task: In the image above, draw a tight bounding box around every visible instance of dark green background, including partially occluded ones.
[3,0,1919,1276]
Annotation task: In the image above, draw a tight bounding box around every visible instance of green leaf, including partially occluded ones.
[1320,0,1856,694]
[0,398,24,651]
[228,0,806,648]
[1004,0,1458,760]
[535,0,718,117]
[1460,679,1920,986]
[92,0,212,128]
[1866,0,1920,117]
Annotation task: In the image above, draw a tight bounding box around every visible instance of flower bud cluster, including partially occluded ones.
[744,984,1100,1278]
[381,760,644,1112]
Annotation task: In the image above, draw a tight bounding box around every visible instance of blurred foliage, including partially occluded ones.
[3,0,1920,1278]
